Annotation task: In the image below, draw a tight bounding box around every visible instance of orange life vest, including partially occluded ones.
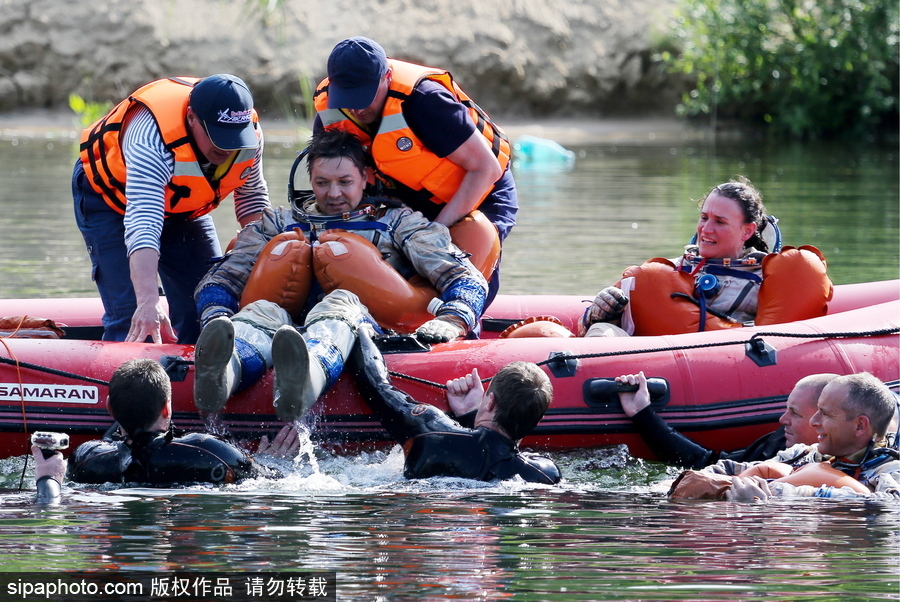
[241,229,436,332]
[621,258,743,336]
[739,461,870,493]
[79,77,261,219]
[754,245,833,325]
[239,228,313,319]
[314,60,511,207]
[669,460,870,499]
[622,246,832,336]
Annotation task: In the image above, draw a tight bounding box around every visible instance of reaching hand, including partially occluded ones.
[127,301,178,344]
[446,368,484,416]
[616,371,650,417]
[585,286,628,326]
[415,315,465,344]
[725,476,772,502]
[31,445,66,484]
[256,424,302,460]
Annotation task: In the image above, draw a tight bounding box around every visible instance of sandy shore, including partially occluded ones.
[0,109,708,146]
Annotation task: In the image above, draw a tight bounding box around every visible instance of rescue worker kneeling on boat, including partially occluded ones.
[67,359,300,487]
[351,327,561,484]
[192,129,488,421]
[580,177,832,337]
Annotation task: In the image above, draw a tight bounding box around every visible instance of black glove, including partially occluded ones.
[585,286,628,325]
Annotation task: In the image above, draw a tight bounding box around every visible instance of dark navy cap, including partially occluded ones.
[326,37,389,110]
[189,74,258,150]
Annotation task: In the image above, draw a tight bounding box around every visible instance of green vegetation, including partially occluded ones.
[68,94,111,128]
[658,0,899,138]
[243,0,287,28]
[273,74,316,141]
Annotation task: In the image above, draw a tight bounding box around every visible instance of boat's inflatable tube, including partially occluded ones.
[0,294,896,459]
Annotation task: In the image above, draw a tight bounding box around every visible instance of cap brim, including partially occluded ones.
[327,81,380,110]
[203,122,259,151]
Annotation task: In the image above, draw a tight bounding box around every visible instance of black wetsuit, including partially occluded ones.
[351,332,561,485]
[35,475,61,504]
[68,427,267,485]
[630,406,788,469]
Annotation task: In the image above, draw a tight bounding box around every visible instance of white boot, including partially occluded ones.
[193,317,241,413]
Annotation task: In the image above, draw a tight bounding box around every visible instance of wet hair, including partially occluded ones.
[106,359,171,436]
[487,362,553,441]
[834,372,896,439]
[305,129,369,177]
[700,176,769,252]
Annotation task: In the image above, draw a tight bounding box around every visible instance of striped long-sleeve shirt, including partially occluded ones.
[121,106,270,256]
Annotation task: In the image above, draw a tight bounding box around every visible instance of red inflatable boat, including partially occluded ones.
[0,280,897,460]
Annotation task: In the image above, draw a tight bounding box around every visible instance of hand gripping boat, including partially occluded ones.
[0,280,897,460]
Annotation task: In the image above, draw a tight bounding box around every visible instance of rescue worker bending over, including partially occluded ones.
[74,74,270,345]
[351,328,561,484]
[314,37,516,306]
[193,130,488,421]
[68,359,299,486]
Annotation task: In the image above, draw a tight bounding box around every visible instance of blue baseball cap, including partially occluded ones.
[326,37,388,110]
[189,74,258,150]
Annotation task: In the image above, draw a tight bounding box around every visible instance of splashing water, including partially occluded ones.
[293,421,318,473]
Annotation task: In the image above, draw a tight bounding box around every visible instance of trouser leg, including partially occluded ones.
[158,214,221,344]
[272,289,371,421]
[194,300,291,412]
[72,161,134,342]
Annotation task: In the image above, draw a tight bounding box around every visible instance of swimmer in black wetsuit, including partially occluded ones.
[68,358,300,486]
[351,329,561,484]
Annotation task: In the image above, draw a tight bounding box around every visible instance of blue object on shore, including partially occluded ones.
[513,135,576,170]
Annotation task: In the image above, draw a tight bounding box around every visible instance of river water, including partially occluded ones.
[0,120,898,601]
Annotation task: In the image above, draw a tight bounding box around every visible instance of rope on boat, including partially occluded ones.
[0,355,109,386]
[1,326,896,392]
[553,326,900,362]
[389,326,900,390]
